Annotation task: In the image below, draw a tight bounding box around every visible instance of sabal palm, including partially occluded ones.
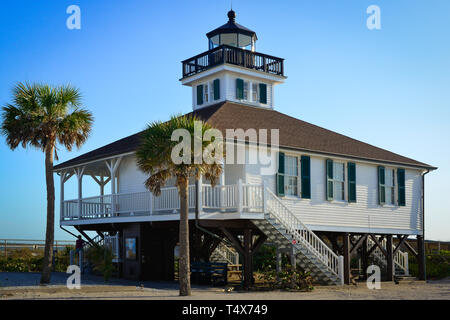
[1,82,93,284]
[136,115,223,296]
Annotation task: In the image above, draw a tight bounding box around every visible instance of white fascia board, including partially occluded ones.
[181,64,286,86]
[306,224,422,236]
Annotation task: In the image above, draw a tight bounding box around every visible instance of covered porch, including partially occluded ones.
[57,155,266,224]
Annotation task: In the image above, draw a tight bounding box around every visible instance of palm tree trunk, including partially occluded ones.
[178,177,191,296]
[40,144,55,284]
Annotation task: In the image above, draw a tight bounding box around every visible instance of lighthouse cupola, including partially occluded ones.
[206,10,257,51]
[181,10,286,111]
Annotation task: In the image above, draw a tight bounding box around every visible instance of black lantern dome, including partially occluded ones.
[206,10,257,51]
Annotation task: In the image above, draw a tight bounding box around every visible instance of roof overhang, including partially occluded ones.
[180,64,287,86]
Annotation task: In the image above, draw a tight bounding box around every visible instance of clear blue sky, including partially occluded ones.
[0,0,449,241]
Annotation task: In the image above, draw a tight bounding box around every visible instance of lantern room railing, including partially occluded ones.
[182,45,284,78]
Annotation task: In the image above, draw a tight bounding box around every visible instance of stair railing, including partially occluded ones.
[367,237,409,275]
[213,242,239,265]
[265,187,342,281]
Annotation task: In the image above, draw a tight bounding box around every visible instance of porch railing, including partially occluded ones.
[61,182,264,221]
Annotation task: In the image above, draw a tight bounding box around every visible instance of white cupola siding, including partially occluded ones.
[190,72,274,110]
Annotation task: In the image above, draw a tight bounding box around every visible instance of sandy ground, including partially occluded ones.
[1,272,449,300]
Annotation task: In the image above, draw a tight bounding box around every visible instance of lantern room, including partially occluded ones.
[206,10,257,51]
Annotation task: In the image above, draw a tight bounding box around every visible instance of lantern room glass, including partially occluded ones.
[208,33,255,51]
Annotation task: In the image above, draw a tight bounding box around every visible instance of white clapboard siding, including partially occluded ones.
[249,156,423,233]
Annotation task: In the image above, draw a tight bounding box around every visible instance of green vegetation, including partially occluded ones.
[409,250,450,279]
[260,265,314,291]
[253,245,289,271]
[253,245,314,291]
[1,82,93,284]
[85,245,114,282]
[0,247,72,272]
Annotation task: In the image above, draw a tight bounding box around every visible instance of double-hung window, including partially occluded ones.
[333,162,345,201]
[236,78,267,104]
[243,81,249,101]
[284,155,298,196]
[203,83,209,103]
[385,168,395,205]
[251,83,259,102]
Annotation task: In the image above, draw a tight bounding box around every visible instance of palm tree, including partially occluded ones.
[1,82,93,284]
[136,115,223,296]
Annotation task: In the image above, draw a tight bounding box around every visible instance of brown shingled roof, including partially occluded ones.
[53,102,435,170]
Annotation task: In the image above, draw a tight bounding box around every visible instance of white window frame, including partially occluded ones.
[384,167,395,205]
[209,81,214,102]
[251,82,259,103]
[284,155,298,196]
[237,79,266,105]
[332,162,345,201]
[203,82,209,103]
[243,81,249,101]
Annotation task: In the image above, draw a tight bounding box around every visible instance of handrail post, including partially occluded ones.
[75,167,84,219]
[262,181,267,213]
[198,177,203,215]
[338,255,344,285]
[237,179,243,214]
[405,252,409,276]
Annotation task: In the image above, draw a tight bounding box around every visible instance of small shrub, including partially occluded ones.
[85,245,114,282]
[260,264,314,291]
[409,250,450,279]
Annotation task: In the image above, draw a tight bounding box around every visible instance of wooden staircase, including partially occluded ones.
[252,187,343,285]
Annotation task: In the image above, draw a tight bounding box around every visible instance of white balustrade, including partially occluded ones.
[265,188,341,280]
[62,183,266,220]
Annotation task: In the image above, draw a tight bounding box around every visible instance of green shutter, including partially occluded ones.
[301,156,311,199]
[197,85,203,105]
[259,83,267,104]
[347,162,356,203]
[378,166,386,205]
[236,78,244,100]
[397,168,406,206]
[213,79,220,100]
[326,159,333,200]
[277,152,285,196]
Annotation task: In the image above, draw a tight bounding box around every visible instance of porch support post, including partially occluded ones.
[74,167,85,219]
[361,235,369,280]
[60,171,65,221]
[386,234,394,281]
[243,228,253,289]
[106,157,122,217]
[91,174,111,215]
[417,235,426,280]
[343,232,351,285]
[59,170,73,221]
